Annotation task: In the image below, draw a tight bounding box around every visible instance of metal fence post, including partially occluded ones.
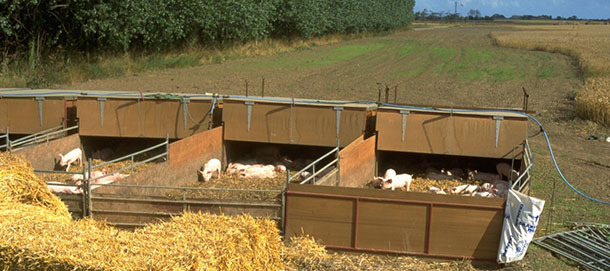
[166,133,169,161]
[82,163,87,218]
[281,183,286,233]
[335,147,340,186]
[87,158,92,217]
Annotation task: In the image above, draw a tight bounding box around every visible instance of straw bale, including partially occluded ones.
[0,153,284,271]
[0,153,68,216]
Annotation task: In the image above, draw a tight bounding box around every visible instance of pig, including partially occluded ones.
[496,162,520,181]
[441,168,465,179]
[450,184,479,195]
[47,182,81,194]
[382,174,413,191]
[491,180,509,198]
[426,171,460,181]
[240,166,276,179]
[473,191,494,198]
[467,170,502,183]
[71,168,108,185]
[429,186,447,195]
[198,158,221,182]
[90,173,129,190]
[57,148,82,172]
[383,169,397,180]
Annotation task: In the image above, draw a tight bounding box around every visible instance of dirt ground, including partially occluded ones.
[60,24,609,270]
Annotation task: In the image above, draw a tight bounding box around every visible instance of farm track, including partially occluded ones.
[60,24,609,270]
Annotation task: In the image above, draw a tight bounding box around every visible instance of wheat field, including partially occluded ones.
[491,25,610,126]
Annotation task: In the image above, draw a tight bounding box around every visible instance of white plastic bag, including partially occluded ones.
[497,189,545,263]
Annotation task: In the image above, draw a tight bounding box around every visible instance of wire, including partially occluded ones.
[380,103,610,205]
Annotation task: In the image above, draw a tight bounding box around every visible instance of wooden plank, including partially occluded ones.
[1,98,65,134]
[339,135,376,187]
[169,126,222,168]
[376,110,528,158]
[222,101,367,147]
[429,206,503,259]
[285,184,504,260]
[357,201,428,253]
[17,134,81,170]
[285,194,355,247]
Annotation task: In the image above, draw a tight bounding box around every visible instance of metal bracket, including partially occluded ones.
[181,98,190,130]
[245,101,254,132]
[333,107,343,147]
[400,110,410,142]
[493,116,504,148]
[97,97,106,128]
[35,97,44,126]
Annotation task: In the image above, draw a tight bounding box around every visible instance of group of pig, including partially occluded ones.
[197,158,288,182]
[47,147,127,194]
[373,162,520,198]
[197,156,320,182]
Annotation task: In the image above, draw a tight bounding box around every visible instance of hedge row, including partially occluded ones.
[0,0,414,53]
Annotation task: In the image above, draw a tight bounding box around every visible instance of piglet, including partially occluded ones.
[382,174,413,191]
[198,158,221,182]
[496,162,519,181]
[467,170,501,183]
[57,148,82,172]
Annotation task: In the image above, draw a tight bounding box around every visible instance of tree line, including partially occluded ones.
[0,0,415,58]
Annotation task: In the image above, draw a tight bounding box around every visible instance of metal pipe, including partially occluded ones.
[285,190,505,210]
[81,163,87,218]
[92,141,166,169]
[87,182,280,193]
[89,196,282,207]
[299,159,338,184]
[290,147,338,180]
[261,77,265,97]
[87,158,92,217]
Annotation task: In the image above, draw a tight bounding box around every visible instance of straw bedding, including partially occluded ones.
[364,177,485,193]
[39,158,157,184]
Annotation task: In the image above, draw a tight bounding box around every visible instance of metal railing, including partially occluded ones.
[0,128,8,152]
[39,137,170,217]
[90,135,169,176]
[10,125,79,152]
[287,147,340,185]
[510,139,534,193]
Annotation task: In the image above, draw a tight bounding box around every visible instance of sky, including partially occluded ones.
[414,0,610,19]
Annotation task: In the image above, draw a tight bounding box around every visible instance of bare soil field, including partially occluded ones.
[61,24,609,270]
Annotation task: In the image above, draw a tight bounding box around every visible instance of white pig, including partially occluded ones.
[382,174,413,191]
[198,158,221,182]
[383,169,397,180]
[57,148,82,172]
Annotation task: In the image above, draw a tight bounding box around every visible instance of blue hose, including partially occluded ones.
[380,103,610,205]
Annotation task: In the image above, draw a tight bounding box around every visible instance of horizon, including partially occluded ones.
[414,0,610,20]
